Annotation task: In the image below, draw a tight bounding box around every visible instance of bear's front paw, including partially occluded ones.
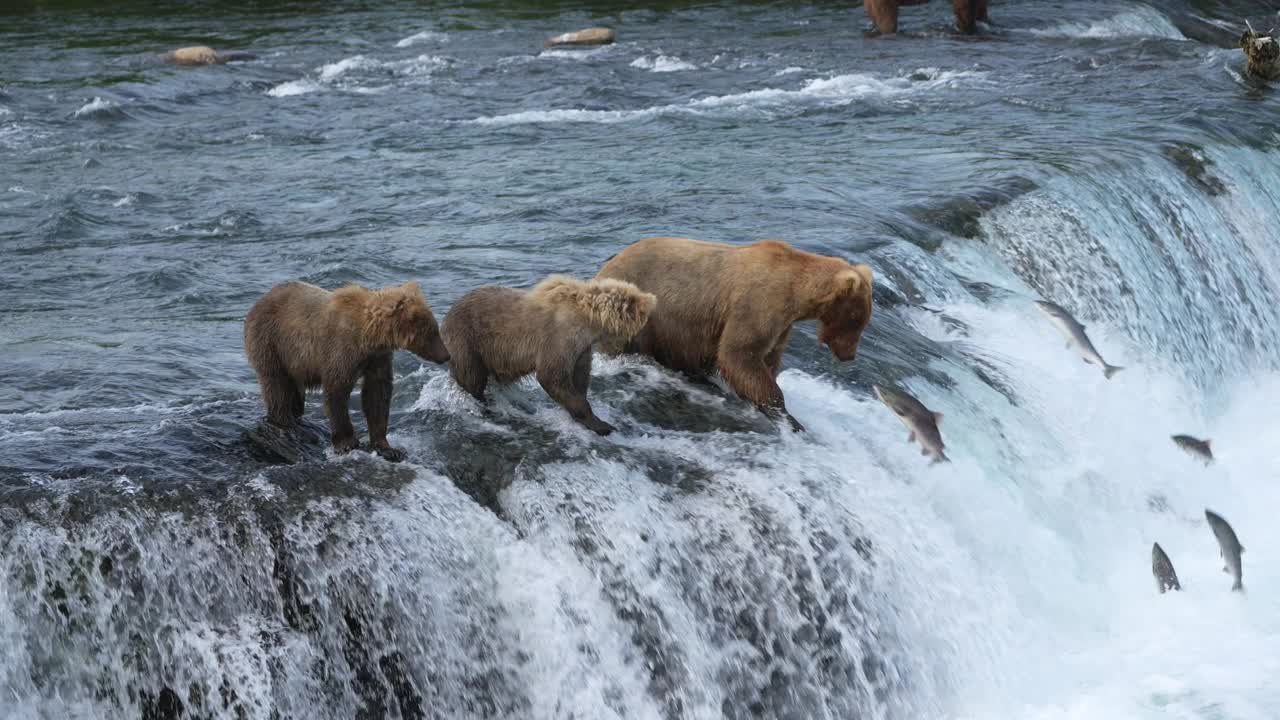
[332,435,362,453]
[372,444,405,462]
[589,420,616,436]
[785,413,806,433]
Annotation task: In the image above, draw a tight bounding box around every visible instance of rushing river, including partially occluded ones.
[3,1,1280,718]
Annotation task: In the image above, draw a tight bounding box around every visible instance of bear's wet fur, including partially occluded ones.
[596,237,874,431]
[441,275,656,436]
[243,281,449,461]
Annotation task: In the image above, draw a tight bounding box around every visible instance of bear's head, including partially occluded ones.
[581,278,658,340]
[815,264,873,362]
[369,281,450,364]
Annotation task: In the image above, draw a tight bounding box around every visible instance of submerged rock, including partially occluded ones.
[1240,28,1280,80]
[1164,143,1227,196]
[544,27,616,49]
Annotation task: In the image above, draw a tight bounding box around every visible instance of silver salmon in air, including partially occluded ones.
[1205,509,1244,592]
[874,384,948,464]
[1034,300,1123,379]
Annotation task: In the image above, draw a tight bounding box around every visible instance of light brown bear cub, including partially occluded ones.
[441,276,656,436]
[596,237,874,432]
[244,281,450,461]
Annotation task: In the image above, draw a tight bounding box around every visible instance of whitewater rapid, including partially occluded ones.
[4,1,1280,718]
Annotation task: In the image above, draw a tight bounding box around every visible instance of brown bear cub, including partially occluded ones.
[441,276,656,436]
[244,281,450,461]
[596,237,874,432]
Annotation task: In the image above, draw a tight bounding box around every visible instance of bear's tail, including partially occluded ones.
[531,275,657,339]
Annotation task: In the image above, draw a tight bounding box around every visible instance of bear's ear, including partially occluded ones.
[634,290,657,317]
[832,264,872,296]
[386,282,430,318]
[374,289,411,320]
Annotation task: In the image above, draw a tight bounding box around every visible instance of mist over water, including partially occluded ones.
[3,1,1280,718]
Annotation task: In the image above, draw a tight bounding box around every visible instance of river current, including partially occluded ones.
[2,1,1279,718]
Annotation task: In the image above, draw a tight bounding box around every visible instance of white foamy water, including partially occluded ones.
[471,107,651,126]
[5,2,1279,715]
[841,296,1280,719]
[71,96,117,118]
[267,78,322,97]
[384,283,1280,720]
[471,68,987,125]
[386,139,1280,719]
[317,54,380,81]
[0,125,48,150]
[394,30,447,48]
[5,146,1280,717]
[630,54,698,72]
[537,45,616,61]
[268,53,450,97]
[1029,4,1184,40]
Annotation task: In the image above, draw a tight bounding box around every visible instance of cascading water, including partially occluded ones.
[3,1,1279,718]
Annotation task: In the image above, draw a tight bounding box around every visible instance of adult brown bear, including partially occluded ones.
[244,280,450,461]
[595,237,874,431]
[865,0,989,35]
[441,275,656,436]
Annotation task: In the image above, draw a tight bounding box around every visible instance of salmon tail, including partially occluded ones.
[1104,364,1124,379]
[1232,578,1244,592]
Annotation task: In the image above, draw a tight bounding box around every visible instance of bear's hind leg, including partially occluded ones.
[864,0,898,34]
[954,0,978,34]
[450,351,490,402]
[290,380,305,420]
[572,346,593,395]
[323,376,361,453]
[539,350,614,436]
[259,370,301,428]
[764,328,792,379]
[361,353,403,462]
